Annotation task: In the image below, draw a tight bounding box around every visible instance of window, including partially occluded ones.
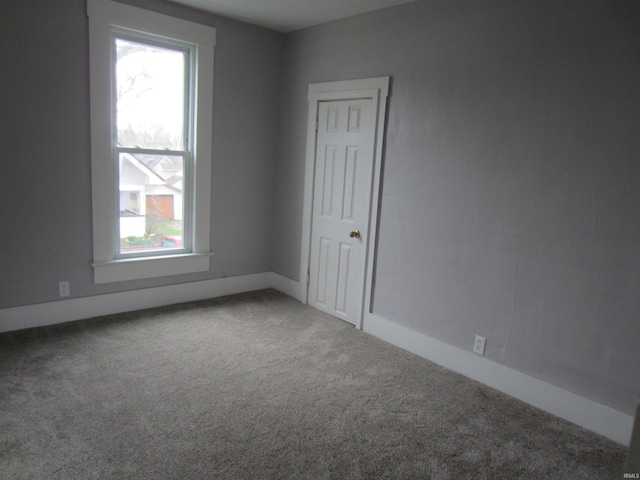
[87,0,215,283]
[115,35,189,256]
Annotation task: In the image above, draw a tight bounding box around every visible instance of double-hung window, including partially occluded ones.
[87,0,215,283]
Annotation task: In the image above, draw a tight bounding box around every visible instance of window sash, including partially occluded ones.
[111,31,195,259]
[114,147,192,259]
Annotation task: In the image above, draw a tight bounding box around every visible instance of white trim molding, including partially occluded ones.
[269,272,304,302]
[0,272,631,446]
[364,312,634,446]
[87,0,216,283]
[300,77,390,329]
[0,273,274,334]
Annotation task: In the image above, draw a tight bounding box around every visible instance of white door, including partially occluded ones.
[308,98,375,325]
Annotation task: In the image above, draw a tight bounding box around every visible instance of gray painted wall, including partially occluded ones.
[0,0,284,308]
[273,0,640,414]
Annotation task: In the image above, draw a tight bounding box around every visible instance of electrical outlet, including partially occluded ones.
[59,281,70,297]
[473,335,486,356]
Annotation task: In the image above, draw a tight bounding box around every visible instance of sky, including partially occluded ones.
[116,38,187,150]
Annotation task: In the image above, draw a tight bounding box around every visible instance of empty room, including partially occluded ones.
[1,0,639,478]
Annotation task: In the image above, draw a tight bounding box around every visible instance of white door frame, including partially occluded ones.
[299,76,389,330]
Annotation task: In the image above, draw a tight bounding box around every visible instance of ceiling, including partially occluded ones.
[167,0,419,32]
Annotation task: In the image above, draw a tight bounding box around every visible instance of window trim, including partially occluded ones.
[87,0,216,284]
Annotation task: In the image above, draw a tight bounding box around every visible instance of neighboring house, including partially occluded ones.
[119,153,182,238]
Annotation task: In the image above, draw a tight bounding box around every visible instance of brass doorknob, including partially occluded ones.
[349,229,361,239]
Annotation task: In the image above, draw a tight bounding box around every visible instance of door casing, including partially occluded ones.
[299,77,390,330]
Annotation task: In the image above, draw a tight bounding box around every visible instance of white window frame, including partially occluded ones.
[87,0,215,284]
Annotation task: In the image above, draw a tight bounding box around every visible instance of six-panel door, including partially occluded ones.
[308,99,374,325]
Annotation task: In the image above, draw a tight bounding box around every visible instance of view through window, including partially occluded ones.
[115,36,190,255]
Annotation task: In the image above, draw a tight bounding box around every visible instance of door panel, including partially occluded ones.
[316,237,331,307]
[321,147,336,217]
[308,99,374,324]
[335,242,352,315]
[342,146,358,221]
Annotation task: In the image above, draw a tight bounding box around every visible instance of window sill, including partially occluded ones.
[93,252,214,284]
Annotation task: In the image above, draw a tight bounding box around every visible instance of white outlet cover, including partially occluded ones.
[474,335,486,355]
[59,281,70,297]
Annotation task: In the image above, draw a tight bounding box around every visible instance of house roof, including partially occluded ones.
[123,154,183,193]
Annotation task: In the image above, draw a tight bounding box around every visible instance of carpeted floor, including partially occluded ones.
[0,289,628,479]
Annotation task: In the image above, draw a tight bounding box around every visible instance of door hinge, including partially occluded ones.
[315,118,319,132]
[306,270,311,285]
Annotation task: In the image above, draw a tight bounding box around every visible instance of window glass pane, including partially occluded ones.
[119,153,185,254]
[116,38,186,150]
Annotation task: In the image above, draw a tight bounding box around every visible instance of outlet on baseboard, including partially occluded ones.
[473,335,486,356]
[59,281,70,298]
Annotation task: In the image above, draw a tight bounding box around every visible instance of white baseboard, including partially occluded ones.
[0,272,275,334]
[0,273,304,334]
[269,272,304,302]
[363,312,634,446]
[1,276,632,446]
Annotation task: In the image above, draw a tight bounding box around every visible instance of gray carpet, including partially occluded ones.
[0,289,627,479]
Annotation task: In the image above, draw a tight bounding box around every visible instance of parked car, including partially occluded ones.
[160,236,182,248]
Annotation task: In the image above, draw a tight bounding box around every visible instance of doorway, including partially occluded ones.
[300,77,389,329]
